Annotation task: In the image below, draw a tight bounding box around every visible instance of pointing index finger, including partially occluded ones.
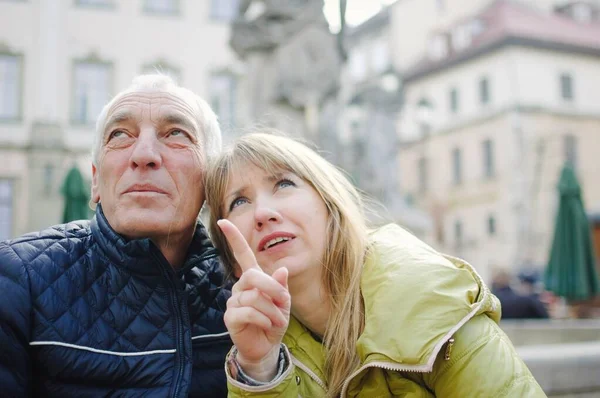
[217,219,263,274]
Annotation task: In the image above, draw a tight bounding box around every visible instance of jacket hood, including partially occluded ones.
[357,224,500,371]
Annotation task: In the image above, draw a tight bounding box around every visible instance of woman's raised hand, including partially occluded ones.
[217,219,291,382]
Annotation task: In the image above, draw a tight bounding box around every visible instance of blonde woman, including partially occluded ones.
[205,132,545,397]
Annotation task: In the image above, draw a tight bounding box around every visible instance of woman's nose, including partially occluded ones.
[254,204,281,229]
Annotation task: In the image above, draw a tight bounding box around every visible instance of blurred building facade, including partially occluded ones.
[337,7,432,236]
[0,0,240,239]
[394,0,600,281]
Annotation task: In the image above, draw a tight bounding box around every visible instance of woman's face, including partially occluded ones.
[221,163,329,281]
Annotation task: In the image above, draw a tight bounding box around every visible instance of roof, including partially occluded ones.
[404,0,600,82]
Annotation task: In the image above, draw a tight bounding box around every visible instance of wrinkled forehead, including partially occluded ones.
[103,90,201,137]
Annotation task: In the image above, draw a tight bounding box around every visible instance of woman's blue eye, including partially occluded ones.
[277,179,295,189]
[229,197,248,211]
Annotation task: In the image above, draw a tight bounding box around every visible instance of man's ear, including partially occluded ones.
[91,164,100,203]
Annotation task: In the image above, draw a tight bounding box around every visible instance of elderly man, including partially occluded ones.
[0,75,232,397]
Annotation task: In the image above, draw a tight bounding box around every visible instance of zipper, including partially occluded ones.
[152,248,186,398]
[444,338,455,361]
[290,354,328,392]
[339,333,458,397]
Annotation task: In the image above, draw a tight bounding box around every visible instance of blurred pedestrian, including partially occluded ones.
[492,269,549,319]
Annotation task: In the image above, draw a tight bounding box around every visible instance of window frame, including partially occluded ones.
[0,178,15,241]
[452,147,462,186]
[209,0,240,22]
[487,215,496,237]
[449,86,459,114]
[74,0,115,9]
[560,73,574,101]
[70,57,113,126]
[0,51,24,123]
[208,69,237,133]
[478,76,490,105]
[482,138,495,179]
[417,156,428,193]
[142,0,181,16]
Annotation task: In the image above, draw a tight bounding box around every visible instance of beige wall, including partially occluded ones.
[0,0,237,237]
[399,109,600,282]
[396,33,600,281]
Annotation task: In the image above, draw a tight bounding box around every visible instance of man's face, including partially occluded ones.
[92,90,205,241]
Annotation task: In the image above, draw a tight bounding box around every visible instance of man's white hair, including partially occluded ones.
[91,74,222,166]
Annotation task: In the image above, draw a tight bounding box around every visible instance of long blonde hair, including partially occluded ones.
[205,132,369,397]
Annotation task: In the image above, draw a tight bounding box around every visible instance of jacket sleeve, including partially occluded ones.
[423,314,547,397]
[226,345,300,398]
[0,241,32,396]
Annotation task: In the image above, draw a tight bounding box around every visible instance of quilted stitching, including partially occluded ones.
[1,208,232,397]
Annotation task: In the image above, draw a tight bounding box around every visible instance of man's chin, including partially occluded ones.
[110,210,180,239]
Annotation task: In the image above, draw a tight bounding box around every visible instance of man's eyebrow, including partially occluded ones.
[158,114,198,134]
[104,110,133,133]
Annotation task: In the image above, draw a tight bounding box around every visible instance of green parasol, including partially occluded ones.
[61,166,90,223]
[544,164,599,301]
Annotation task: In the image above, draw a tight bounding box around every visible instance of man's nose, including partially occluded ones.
[254,202,282,230]
[130,130,162,169]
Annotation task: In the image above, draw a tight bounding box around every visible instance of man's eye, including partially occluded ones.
[229,197,248,212]
[168,129,187,138]
[108,130,127,140]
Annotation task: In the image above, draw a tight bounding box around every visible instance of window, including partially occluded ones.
[560,73,573,101]
[479,77,490,105]
[452,147,462,185]
[72,60,112,125]
[143,0,179,14]
[75,0,114,8]
[209,71,237,133]
[142,61,181,84]
[418,156,428,193]
[0,54,22,121]
[0,179,13,241]
[487,215,496,236]
[449,87,459,114]
[564,134,578,169]
[210,0,239,21]
[454,219,463,248]
[482,139,495,178]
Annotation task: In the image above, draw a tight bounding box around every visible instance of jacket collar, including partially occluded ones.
[91,204,217,277]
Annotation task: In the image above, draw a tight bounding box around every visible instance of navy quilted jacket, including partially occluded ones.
[0,205,232,397]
